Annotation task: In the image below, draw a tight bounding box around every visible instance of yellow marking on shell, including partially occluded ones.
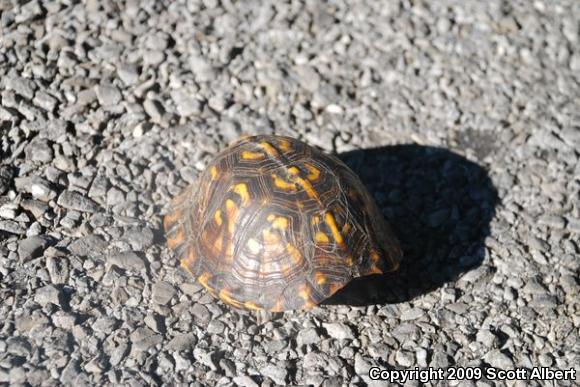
[267,214,275,222]
[311,216,320,225]
[315,272,327,285]
[294,176,318,199]
[167,227,184,250]
[281,264,293,277]
[315,231,330,244]
[214,234,223,252]
[325,212,345,247]
[163,209,182,231]
[225,199,238,234]
[219,288,243,308]
[272,174,296,191]
[226,239,234,257]
[210,166,218,180]
[305,163,321,181]
[232,183,250,205]
[287,166,300,175]
[298,284,315,309]
[184,246,197,263]
[272,216,289,230]
[278,164,318,198]
[180,259,195,276]
[271,298,285,312]
[198,272,212,290]
[285,244,303,264]
[370,250,381,262]
[247,238,262,254]
[278,139,292,152]
[244,301,262,311]
[181,247,197,269]
[346,256,354,266]
[263,229,280,245]
[241,151,265,160]
[367,265,383,274]
[342,223,351,234]
[258,141,280,157]
[214,209,223,226]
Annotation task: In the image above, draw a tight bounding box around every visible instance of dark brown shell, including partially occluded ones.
[164,135,402,311]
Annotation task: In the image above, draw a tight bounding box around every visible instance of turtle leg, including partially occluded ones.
[255,309,272,325]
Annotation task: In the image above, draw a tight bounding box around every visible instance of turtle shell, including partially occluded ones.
[164,135,402,311]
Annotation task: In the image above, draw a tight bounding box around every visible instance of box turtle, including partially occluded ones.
[164,135,402,316]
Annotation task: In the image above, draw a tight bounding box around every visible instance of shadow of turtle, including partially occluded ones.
[323,144,499,306]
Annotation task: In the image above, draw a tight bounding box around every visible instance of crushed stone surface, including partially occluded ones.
[1,0,579,386]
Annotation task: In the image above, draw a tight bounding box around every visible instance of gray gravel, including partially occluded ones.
[1,0,579,386]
